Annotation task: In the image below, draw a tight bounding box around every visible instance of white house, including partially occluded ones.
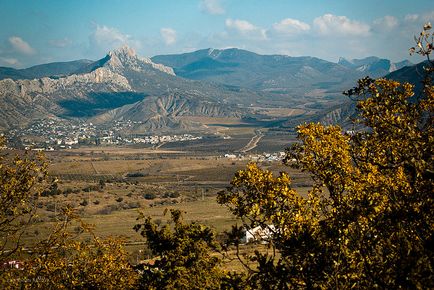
[241,225,275,244]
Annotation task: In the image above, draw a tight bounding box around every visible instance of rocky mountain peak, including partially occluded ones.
[108,45,136,60]
[337,56,412,77]
[105,45,175,76]
[338,57,353,66]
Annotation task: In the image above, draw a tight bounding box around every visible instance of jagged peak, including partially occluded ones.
[108,45,137,58]
[338,57,352,64]
[105,45,175,76]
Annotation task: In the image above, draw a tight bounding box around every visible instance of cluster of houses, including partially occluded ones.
[4,119,203,150]
[131,134,202,145]
[224,151,287,162]
[6,119,97,150]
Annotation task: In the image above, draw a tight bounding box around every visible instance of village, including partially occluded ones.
[2,119,291,164]
[4,119,203,150]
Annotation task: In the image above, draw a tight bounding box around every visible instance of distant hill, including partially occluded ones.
[0,59,93,80]
[152,48,362,97]
[0,46,253,130]
[338,56,412,78]
[0,46,423,132]
[293,60,427,130]
[152,49,411,100]
[385,60,431,94]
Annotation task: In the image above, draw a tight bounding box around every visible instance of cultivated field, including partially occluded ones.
[19,128,312,263]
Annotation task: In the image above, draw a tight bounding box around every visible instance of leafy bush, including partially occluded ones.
[143,193,156,200]
[126,172,147,178]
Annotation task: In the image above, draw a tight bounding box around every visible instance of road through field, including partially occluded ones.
[239,130,264,153]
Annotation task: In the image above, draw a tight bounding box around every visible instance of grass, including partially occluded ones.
[19,135,314,262]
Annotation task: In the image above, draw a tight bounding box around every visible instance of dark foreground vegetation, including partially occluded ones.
[0,25,433,289]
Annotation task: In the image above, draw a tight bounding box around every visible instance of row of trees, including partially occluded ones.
[0,24,433,289]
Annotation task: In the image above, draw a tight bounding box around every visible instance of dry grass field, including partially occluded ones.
[256,107,306,117]
[19,132,313,262]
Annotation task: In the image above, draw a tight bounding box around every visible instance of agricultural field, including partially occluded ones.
[19,130,312,261]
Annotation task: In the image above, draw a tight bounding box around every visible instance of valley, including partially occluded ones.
[16,136,312,259]
[0,45,421,264]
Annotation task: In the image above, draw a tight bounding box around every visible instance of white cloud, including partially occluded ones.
[0,57,19,66]
[8,36,35,55]
[225,18,267,40]
[313,14,370,36]
[88,24,141,56]
[91,25,130,47]
[405,14,419,22]
[200,0,225,15]
[373,15,398,32]
[161,28,177,45]
[273,18,310,35]
[422,11,434,22]
[49,38,72,48]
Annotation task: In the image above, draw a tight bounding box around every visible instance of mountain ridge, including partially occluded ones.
[0,46,424,132]
[0,59,93,80]
[151,48,411,98]
[0,47,250,130]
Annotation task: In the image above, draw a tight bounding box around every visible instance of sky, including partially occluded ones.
[0,0,432,68]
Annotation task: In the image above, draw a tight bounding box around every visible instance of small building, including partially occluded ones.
[1,260,23,270]
[241,225,275,244]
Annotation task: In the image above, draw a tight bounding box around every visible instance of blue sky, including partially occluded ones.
[0,0,432,68]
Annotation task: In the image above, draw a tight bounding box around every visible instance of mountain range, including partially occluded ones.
[0,47,257,130]
[0,59,93,80]
[337,56,412,77]
[152,49,412,96]
[0,46,420,132]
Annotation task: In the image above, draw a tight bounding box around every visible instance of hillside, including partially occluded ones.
[152,48,406,98]
[338,56,412,78]
[0,59,93,80]
[385,60,431,94]
[0,46,422,132]
[0,47,250,131]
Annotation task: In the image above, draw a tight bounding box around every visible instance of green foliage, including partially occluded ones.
[134,209,225,290]
[143,192,156,200]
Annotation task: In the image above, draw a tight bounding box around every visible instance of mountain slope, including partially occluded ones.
[285,60,427,130]
[338,56,412,78]
[385,60,431,94]
[152,48,366,96]
[0,59,93,80]
[0,47,248,131]
[90,92,239,131]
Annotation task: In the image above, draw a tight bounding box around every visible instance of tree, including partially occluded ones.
[1,210,138,289]
[218,24,433,288]
[0,138,48,260]
[134,209,226,290]
[0,139,138,289]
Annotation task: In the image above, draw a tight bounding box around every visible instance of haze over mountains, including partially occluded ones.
[0,46,419,132]
[152,48,411,93]
[0,60,94,81]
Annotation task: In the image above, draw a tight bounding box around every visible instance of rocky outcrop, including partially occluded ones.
[338,56,412,77]
[105,46,175,76]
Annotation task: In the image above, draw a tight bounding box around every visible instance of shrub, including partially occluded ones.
[143,193,156,200]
